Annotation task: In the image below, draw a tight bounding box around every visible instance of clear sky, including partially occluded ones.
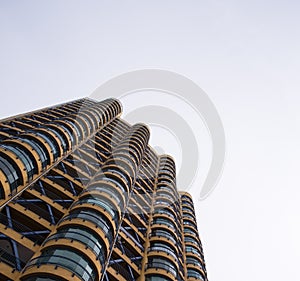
[1,1,300,280]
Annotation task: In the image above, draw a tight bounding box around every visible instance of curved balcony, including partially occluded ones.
[183,219,198,230]
[146,258,178,279]
[85,182,125,209]
[148,242,178,261]
[0,155,22,197]
[45,125,71,152]
[79,109,99,129]
[186,256,205,269]
[153,208,176,221]
[2,139,43,173]
[157,177,176,188]
[0,144,35,181]
[23,247,98,281]
[61,118,82,144]
[185,245,204,260]
[156,190,178,202]
[62,117,84,142]
[184,235,201,247]
[43,225,107,265]
[94,173,129,194]
[181,200,195,211]
[77,111,96,133]
[72,195,119,222]
[106,152,137,169]
[152,215,178,230]
[182,204,195,213]
[54,122,75,146]
[156,183,173,192]
[184,226,199,238]
[16,138,49,169]
[69,114,91,136]
[187,268,206,281]
[116,143,142,165]
[157,169,175,179]
[182,211,196,220]
[32,129,63,160]
[102,163,134,186]
[60,209,113,243]
[150,229,177,244]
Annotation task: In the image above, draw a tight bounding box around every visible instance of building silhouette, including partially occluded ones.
[0,98,208,281]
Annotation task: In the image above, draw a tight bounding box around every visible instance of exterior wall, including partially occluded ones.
[0,98,208,281]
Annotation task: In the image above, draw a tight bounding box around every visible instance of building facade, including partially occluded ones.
[0,98,208,281]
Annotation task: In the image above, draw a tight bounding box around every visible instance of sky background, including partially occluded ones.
[1,1,300,280]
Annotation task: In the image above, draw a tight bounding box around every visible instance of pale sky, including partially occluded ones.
[1,1,300,280]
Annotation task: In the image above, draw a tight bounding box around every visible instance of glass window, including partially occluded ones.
[185,246,203,258]
[60,123,75,145]
[34,248,97,281]
[46,226,106,264]
[186,256,203,268]
[63,209,113,242]
[187,269,205,281]
[95,175,128,194]
[86,184,123,208]
[150,242,177,260]
[102,166,131,186]
[76,196,117,220]
[185,236,199,245]
[153,217,176,230]
[64,119,81,141]
[33,132,60,160]
[151,229,176,244]
[0,156,20,194]
[1,144,35,179]
[148,257,177,277]
[46,127,68,152]
[153,209,175,220]
[20,138,48,169]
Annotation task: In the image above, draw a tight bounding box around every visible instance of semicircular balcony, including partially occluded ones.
[72,194,120,223]
[43,224,107,266]
[45,124,72,152]
[184,234,202,247]
[102,161,134,185]
[62,117,84,142]
[17,137,50,169]
[22,246,99,281]
[145,256,179,280]
[183,218,198,230]
[185,245,205,261]
[94,172,129,194]
[187,267,206,281]
[149,228,178,245]
[60,208,114,244]
[0,145,32,194]
[69,114,91,136]
[83,182,125,212]
[147,241,178,263]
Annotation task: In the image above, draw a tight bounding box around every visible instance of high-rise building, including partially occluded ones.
[0,98,208,281]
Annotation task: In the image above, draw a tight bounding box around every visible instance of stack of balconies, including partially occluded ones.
[144,156,185,281]
[19,124,150,281]
[0,98,125,280]
[0,98,121,200]
[182,193,207,281]
[0,98,209,281]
